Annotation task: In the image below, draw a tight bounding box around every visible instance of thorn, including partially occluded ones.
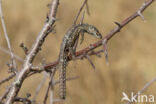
[46,15,57,22]
[52,25,57,34]
[95,50,103,58]
[86,55,96,70]
[102,39,109,65]
[114,21,121,27]
[47,25,56,34]
[46,14,49,22]
[137,10,145,21]
[20,43,28,55]
[114,21,121,32]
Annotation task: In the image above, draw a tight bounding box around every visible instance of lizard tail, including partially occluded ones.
[59,64,66,100]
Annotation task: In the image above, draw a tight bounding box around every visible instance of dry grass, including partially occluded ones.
[0,0,156,104]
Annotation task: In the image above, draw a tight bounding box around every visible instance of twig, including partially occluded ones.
[80,10,85,24]
[85,55,96,70]
[127,77,156,104]
[49,88,54,104]
[0,86,11,103]
[0,0,17,73]
[43,74,53,104]
[0,73,15,86]
[0,46,24,62]
[73,0,88,25]
[85,1,90,15]
[102,39,109,64]
[32,72,48,102]
[5,0,60,103]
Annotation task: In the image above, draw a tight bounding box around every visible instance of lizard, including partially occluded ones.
[58,23,102,99]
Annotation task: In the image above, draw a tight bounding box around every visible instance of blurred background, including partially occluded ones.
[0,0,156,104]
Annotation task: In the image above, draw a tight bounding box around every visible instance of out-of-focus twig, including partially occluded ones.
[0,0,17,73]
[127,77,156,104]
[32,72,48,102]
[0,46,23,62]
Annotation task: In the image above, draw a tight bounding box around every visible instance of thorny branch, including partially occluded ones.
[4,0,59,104]
[32,0,155,72]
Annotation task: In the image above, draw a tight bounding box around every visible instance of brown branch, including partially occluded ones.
[5,0,60,103]
[37,0,155,72]
[73,0,88,25]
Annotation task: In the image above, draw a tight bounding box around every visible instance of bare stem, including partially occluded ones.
[0,0,17,73]
[0,46,23,62]
[32,72,48,102]
[5,0,60,103]
[73,0,88,25]
[0,73,16,86]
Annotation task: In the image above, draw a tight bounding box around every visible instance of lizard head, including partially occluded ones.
[87,25,103,39]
